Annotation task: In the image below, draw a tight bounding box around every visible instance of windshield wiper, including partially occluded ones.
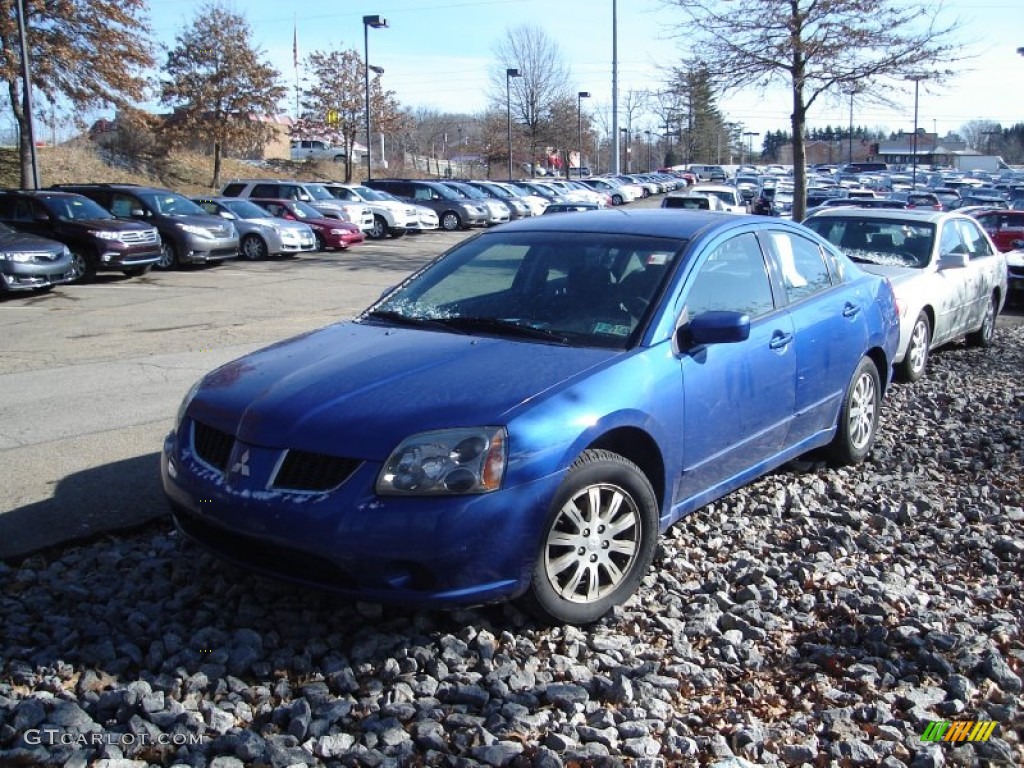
[361,310,467,333]
[434,316,569,344]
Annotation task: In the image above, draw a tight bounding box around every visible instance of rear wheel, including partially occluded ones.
[519,449,658,625]
[895,311,930,382]
[240,234,268,260]
[441,211,462,231]
[966,294,997,347]
[826,356,880,466]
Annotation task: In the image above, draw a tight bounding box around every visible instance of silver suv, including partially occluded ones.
[221,179,374,233]
[323,183,419,240]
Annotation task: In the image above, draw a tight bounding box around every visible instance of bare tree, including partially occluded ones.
[960,119,1002,154]
[662,0,960,221]
[160,1,285,188]
[297,48,403,182]
[0,0,154,187]
[490,24,573,175]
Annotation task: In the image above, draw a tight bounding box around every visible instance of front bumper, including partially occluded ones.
[161,425,558,606]
[181,235,240,263]
[1,260,74,291]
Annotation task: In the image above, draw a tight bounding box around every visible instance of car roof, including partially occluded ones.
[493,208,779,239]
[803,208,959,224]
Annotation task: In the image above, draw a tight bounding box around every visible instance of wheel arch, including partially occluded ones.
[865,346,891,396]
[586,426,666,518]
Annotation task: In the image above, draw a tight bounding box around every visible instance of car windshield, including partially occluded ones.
[303,184,335,201]
[46,195,114,220]
[353,186,388,202]
[223,199,274,219]
[289,201,323,220]
[362,231,684,349]
[446,183,485,200]
[139,192,206,216]
[804,217,935,268]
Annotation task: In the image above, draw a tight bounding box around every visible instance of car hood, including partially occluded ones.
[190,321,617,459]
[169,214,235,233]
[0,230,66,250]
[74,218,156,233]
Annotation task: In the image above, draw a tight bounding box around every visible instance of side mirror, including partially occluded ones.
[678,310,751,349]
[938,252,969,270]
[219,211,237,220]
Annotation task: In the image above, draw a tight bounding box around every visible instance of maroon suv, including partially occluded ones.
[249,199,364,251]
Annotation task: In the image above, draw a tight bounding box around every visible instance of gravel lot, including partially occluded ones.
[1,334,1022,767]
[1,213,1022,767]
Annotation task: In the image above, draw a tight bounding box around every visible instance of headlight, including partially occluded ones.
[175,223,211,237]
[88,230,123,240]
[0,251,35,262]
[329,228,351,235]
[176,378,203,431]
[377,427,507,495]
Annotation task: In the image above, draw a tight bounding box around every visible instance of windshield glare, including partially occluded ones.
[140,193,206,216]
[225,199,275,219]
[290,201,323,219]
[805,218,935,268]
[365,231,684,349]
[304,184,335,201]
[48,195,114,220]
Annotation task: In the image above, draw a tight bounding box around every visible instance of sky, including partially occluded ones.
[143,0,1022,144]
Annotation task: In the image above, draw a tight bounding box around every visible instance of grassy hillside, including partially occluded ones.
[0,142,356,195]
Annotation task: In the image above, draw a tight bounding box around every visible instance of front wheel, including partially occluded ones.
[966,294,997,348]
[895,311,930,382]
[367,215,388,240]
[441,211,462,231]
[519,449,658,625]
[826,356,880,466]
[240,234,268,260]
[612,194,624,206]
[313,232,326,252]
[67,249,96,283]
[156,239,179,270]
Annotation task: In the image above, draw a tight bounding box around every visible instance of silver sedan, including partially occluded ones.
[192,196,316,259]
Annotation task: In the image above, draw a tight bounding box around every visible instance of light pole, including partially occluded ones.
[577,91,590,176]
[506,67,521,178]
[644,130,652,172]
[362,14,388,181]
[620,127,629,172]
[845,86,860,165]
[908,74,925,188]
[743,131,759,166]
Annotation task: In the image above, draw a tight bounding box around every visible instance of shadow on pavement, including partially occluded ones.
[0,452,169,562]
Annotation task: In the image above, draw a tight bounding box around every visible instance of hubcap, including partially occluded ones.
[243,238,262,258]
[982,301,995,340]
[159,243,174,268]
[68,253,85,281]
[908,319,928,373]
[848,372,877,451]
[544,483,640,604]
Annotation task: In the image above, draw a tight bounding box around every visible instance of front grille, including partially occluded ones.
[272,449,360,492]
[192,421,234,471]
[120,229,159,245]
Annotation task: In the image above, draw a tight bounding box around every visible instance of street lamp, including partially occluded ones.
[907,74,927,188]
[577,91,590,177]
[743,131,759,166]
[506,68,521,178]
[845,86,861,165]
[362,14,388,181]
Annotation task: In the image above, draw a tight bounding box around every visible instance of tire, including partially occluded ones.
[314,232,326,252]
[519,449,658,625]
[156,238,179,270]
[67,249,96,283]
[895,311,930,382]
[966,294,997,348]
[367,215,388,240]
[826,356,880,466]
[240,234,268,260]
[122,265,151,278]
[388,228,406,239]
[612,194,624,206]
[441,211,462,231]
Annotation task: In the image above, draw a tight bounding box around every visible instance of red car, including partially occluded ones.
[250,198,364,251]
[968,208,1024,253]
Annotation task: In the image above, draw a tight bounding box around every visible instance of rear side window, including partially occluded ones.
[251,184,282,198]
[222,183,245,197]
[764,231,834,303]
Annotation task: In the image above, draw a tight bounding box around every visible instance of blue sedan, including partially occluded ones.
[162,210,899,624]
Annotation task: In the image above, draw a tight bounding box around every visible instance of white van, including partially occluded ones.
[290,139,346,163]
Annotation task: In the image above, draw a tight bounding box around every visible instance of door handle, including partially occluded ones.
[769,331,793,350]
[842,302,860,318]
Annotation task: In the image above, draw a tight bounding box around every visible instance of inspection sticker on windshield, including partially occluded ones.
[594,322,631,336]
[646,252,671,266]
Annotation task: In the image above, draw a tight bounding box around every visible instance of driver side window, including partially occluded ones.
[685,233,775,319]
